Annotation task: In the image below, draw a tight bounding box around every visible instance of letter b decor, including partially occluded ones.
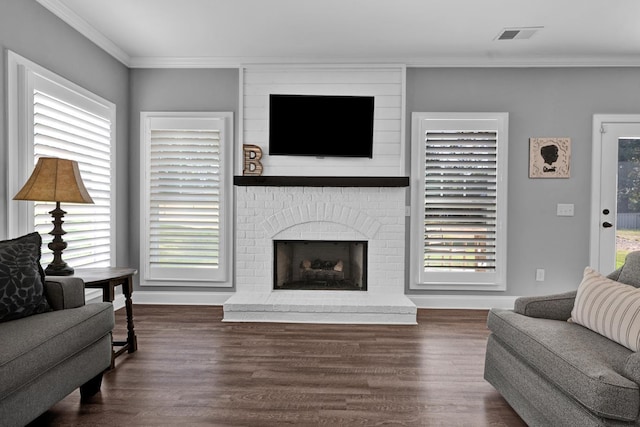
[243,144,263,176]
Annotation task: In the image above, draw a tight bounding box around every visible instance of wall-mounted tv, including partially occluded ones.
[268,94,374,158]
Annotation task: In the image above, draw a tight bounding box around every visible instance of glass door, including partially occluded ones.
[615,137,640,267]
[592,117,640,272]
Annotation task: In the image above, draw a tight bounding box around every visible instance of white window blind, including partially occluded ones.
[424,130,497,270]
[411,113,508,290]
[33,87,113,268]
[141,114,231,284]
[6,51,116,269]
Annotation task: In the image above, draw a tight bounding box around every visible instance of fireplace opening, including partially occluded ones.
[273,240,367,291]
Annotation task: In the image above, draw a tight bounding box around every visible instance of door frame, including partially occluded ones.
[590,114,640,270]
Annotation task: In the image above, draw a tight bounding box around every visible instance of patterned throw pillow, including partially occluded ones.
[571,267,640,351]
[0,232,50,322]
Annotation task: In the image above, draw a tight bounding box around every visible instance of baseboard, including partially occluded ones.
[86,292,126,311]
[112,294,126,311]
[85,289,103,304]
[132,291,235,306]
[408,294,518,310]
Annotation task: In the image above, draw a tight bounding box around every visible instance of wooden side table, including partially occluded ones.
[73,267,138,369]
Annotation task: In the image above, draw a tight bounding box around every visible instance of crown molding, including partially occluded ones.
[129,55,640,69]
[403,55,640,68]
[128,56,244,69]
[128,56,410,68]
[36,0,131,66]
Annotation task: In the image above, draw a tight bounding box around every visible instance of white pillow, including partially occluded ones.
[571,267,640,351]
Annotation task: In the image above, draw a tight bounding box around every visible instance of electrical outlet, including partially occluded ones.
[536,269,545,282]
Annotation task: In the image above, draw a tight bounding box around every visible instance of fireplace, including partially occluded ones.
[225,178,416,324]
[274,240,367,291]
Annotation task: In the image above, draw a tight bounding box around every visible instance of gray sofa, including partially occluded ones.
[0,276,114,427]
[485,252,640,426]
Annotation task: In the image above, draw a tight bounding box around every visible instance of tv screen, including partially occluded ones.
[269,94,374,158]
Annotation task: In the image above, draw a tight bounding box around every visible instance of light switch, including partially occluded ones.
[557,203,574,217]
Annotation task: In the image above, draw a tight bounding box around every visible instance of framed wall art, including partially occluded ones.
[529,137,571,178]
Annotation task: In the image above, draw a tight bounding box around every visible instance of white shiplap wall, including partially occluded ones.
[239,65,406,176]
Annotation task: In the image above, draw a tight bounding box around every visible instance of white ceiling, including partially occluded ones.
[38,0,640,68]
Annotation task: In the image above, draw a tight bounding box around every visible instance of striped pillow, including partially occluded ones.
[571,267,640,351]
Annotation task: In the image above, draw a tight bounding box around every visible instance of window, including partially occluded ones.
[7,51,116,268]
[411,113,508,290]
[140,112,232,285]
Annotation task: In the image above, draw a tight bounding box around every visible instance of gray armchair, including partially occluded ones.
[485,252,640,426]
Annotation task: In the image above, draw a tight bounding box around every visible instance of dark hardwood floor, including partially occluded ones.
[30,306,525,426]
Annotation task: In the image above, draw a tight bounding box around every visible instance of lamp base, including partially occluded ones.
[45,262,74,276]
[45,202,74,277]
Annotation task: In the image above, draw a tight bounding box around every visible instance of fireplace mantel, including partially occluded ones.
[234,176,409,187]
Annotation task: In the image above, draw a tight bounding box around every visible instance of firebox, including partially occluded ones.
[273,240,367,291]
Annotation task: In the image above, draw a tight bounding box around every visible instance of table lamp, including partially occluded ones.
[13,157,94,276]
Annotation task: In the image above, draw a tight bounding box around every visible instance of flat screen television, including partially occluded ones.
[268,94,374,158]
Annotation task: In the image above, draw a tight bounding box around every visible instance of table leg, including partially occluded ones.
[122,277,138,353]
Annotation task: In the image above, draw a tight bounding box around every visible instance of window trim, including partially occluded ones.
[6,50,117,265]
[410,112,508,291]
[139,111,233,287]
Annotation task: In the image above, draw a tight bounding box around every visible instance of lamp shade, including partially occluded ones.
[13,157,94,204]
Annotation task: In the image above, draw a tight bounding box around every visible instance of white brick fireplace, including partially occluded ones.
[223,180,417,324]
[224,65,413,323]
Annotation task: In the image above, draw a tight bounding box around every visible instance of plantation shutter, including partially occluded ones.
[32,82,113,269]
[143,114,230,283]
[424,130,497,270]
[412,113,508,290]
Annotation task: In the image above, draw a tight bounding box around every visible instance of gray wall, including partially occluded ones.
[0,0,130,265]
[128,68,239,291]
[131,67,640,297]
[406,67,640,296]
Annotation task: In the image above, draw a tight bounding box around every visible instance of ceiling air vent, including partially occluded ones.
[495,27,543,41]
